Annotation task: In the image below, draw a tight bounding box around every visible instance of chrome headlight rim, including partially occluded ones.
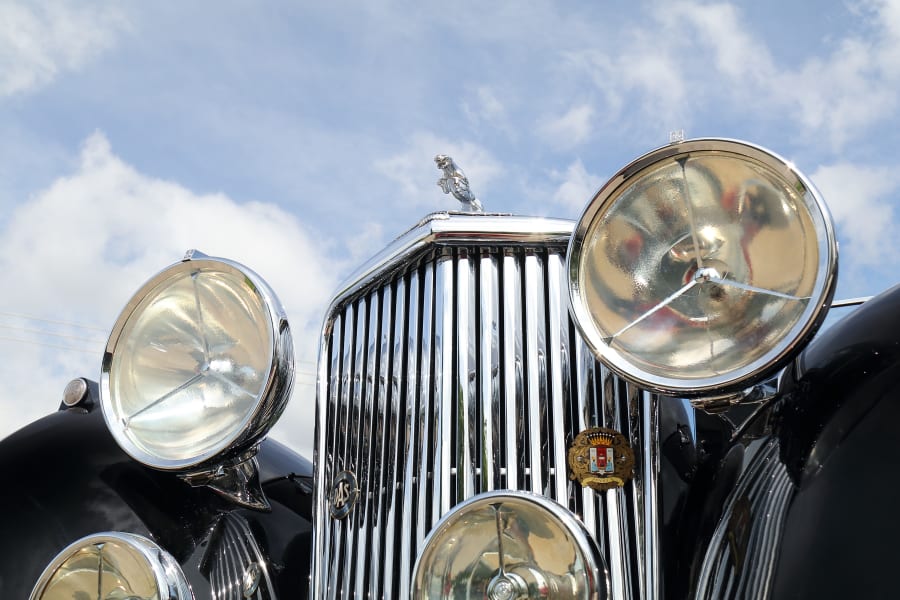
[29,531,192,600]
[100,251,293,471]
[412,490,610,598]
[567,138,838,397]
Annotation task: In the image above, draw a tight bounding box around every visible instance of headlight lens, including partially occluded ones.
[411,491,608,599]
[101,252,293,470]
[568,139,837,396]
[29,532,191,600]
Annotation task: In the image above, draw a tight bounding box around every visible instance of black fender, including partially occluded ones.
[685,283,900,599]
[0,380,313,598]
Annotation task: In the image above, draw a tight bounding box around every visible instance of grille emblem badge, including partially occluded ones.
[568,427,635,492]
[330,471,359,519]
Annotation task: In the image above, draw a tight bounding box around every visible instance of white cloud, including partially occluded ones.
[537,104,594,149]
[462,86,511,134]
[559,0,900,149]
[811,161,899,263]
[551,159,603,214]
[0,132,339,455]
[374,132,503,211]
[0,1,129,97]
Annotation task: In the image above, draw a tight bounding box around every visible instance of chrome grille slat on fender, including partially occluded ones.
[312,215,655,599]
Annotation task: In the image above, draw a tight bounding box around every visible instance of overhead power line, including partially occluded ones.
[0,310,108,333]
[0,323,105,346]
[0,335,100,355]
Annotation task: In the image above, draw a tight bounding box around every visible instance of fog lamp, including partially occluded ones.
[411,491,608,599]
[568,139,837,396]
[101,251,293,470]
[29,532,191,600]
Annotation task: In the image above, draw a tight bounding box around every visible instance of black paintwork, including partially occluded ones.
[0,380,314,598]
[664,283,900,599]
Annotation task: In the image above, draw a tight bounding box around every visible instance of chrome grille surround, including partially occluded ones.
[311,213,660,599]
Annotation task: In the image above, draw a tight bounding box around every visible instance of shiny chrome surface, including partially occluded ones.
[204,512,276,600]
[61,378,88,408]
[435,155,483,212]
[568,138,838,398]
[100,251,294,473]
[179,452,270,510]
[410,491,609,599]
[29,532,191,600]
[695,439,793,599]
[829,296,871,308]
[312,214,659,599]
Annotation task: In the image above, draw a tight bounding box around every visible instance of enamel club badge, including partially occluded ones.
[568,428,635,492]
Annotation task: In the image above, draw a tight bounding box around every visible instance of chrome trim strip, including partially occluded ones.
[830,296,871,308]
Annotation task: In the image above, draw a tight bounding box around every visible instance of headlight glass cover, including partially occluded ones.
[29,532,191,600]
[568,139,837,396]
[101,253,293,470]
[411,491,609,599]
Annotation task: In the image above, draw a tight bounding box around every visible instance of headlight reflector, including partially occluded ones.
[101,252,293,470]
[568,139,837,396]
[29,532,191,600]
[411,491,608,599]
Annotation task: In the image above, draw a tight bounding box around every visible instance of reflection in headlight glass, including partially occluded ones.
[413,495,603,598]
[580,152,822,381]
[109,268,272,462]
[37,540,158,600]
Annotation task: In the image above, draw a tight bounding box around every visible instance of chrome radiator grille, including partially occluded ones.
[312,217,656,600]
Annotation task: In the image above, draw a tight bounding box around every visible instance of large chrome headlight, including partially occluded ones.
[100,251,293,470]
[568,139,837,397]
[412,491,609,599]
[29,532,191,600]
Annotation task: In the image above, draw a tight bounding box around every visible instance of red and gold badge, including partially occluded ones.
[568,427,635,492]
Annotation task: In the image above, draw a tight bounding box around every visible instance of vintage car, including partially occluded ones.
[2,138,897,599]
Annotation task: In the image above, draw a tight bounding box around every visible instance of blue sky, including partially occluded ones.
[1,0,899,454]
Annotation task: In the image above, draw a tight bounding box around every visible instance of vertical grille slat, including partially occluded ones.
[414,264,435,554]
[523,252,545,495]
[500,252,523,491]
[479,251,501,493]
[380,279,404,600]
[354,292,379,599]
[455,250,476,502]
[546,253,569,503]
[366,286,394,597]
[315,241,648,599]
[397,271,419,600]
[434,257,454,522]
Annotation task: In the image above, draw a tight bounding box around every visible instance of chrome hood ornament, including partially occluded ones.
[435,154,483,212]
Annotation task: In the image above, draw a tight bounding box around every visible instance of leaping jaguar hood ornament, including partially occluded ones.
[435,154,483,212]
